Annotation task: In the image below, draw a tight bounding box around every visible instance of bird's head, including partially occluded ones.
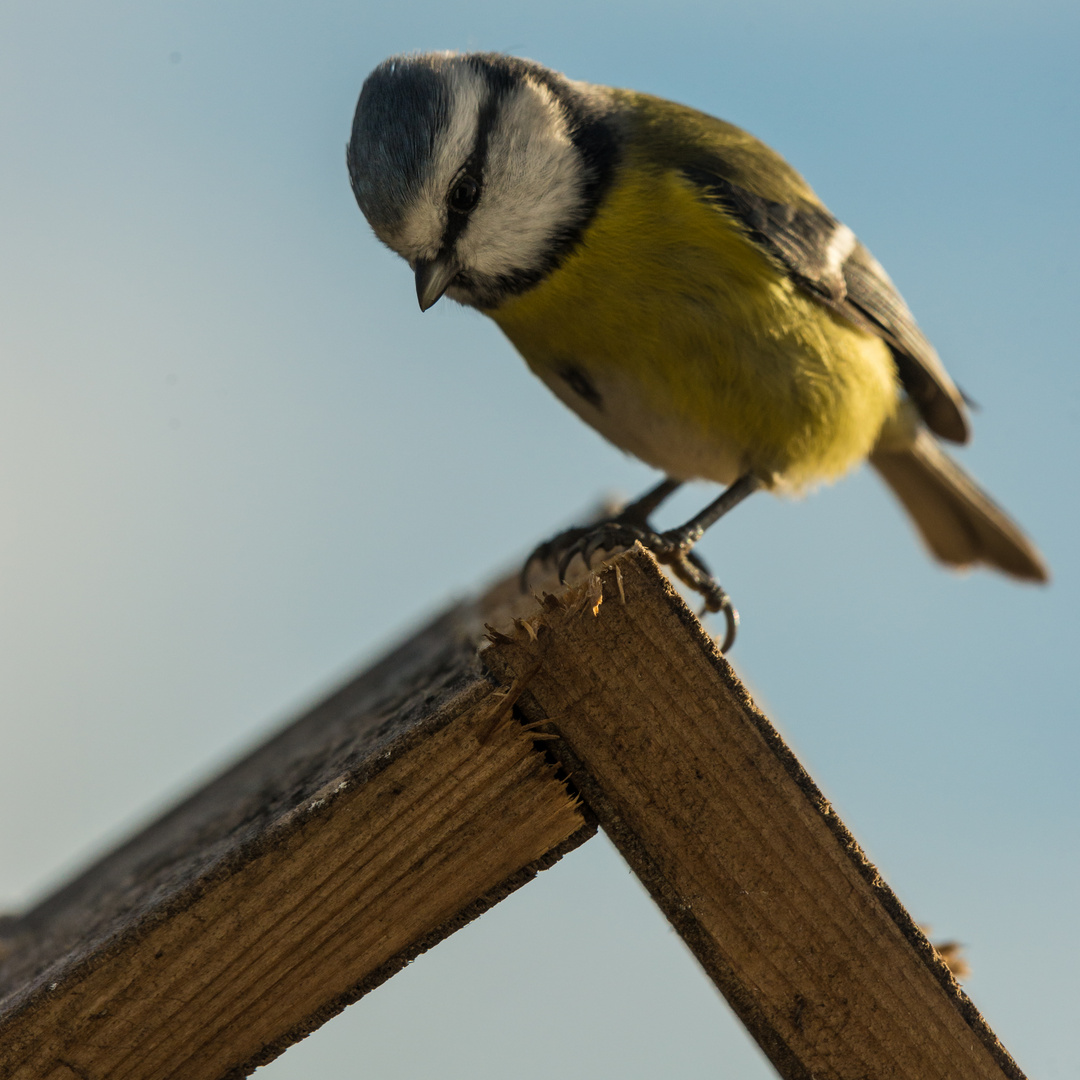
[347,52,617,310]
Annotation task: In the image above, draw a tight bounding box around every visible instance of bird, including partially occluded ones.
[346,51,1048,649]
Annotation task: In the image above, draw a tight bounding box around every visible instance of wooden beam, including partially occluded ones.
[0,548,1030,1080]
[0,607,592,1079]
[484,548,1026,1080]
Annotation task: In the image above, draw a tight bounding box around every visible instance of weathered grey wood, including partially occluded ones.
[0,604,592,1079]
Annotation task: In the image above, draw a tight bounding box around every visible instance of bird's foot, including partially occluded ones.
[522,520,739,651]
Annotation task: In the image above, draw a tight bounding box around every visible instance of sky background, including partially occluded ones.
[1,2,1077,1077]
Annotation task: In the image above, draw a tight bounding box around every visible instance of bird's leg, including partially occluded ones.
[520,477,683,592]
[614,477,717,591]
[618,477,683,525]
[542,473,763,652]
[664,473,762,548]
[654,474,762,650]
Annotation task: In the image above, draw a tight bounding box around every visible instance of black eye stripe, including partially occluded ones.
[437,86,503,249]
[418,55,618,309]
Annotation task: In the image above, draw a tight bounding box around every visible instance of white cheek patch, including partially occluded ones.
[391,63,488,263]
[455,79,586,279]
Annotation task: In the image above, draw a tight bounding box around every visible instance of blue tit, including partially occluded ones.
[346,52,1047,644]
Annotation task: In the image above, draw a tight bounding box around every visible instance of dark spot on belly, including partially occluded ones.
[558,364,603,410]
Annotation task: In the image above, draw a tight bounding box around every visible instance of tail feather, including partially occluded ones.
[870,431,1049,582]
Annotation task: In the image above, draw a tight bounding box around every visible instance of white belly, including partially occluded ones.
[534,361,747,486]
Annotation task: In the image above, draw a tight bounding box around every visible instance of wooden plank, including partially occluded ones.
[0,547,1030,1080]
[484,548,1026,1080]
[0,607,592,1080]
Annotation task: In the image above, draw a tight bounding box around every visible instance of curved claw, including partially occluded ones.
[519,551,541,593]
[582,531,610,569]
[716,597,739,653]
[556,542,581,584]
[581,524,643,568]
[539,521,660,586]
[688,570,738,651]
[521,526,591,592]
[659,546,740,651]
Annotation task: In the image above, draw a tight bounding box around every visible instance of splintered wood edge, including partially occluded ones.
[0,682,592,1080]
[480,546,1025,1080]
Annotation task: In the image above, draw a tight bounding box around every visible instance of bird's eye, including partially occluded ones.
[448,175,480,214]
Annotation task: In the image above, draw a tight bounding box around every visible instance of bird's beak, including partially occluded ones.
[414,256,457,312]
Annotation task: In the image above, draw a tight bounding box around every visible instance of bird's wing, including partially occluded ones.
[629,94,969,443]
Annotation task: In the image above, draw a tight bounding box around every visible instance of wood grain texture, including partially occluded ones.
[0,606,591,1079]
[484,548,1025,1080]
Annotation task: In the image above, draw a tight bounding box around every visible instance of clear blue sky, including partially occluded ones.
[1,3,1077,1077]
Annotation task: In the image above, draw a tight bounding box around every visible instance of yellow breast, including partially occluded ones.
[488,162,900,491]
